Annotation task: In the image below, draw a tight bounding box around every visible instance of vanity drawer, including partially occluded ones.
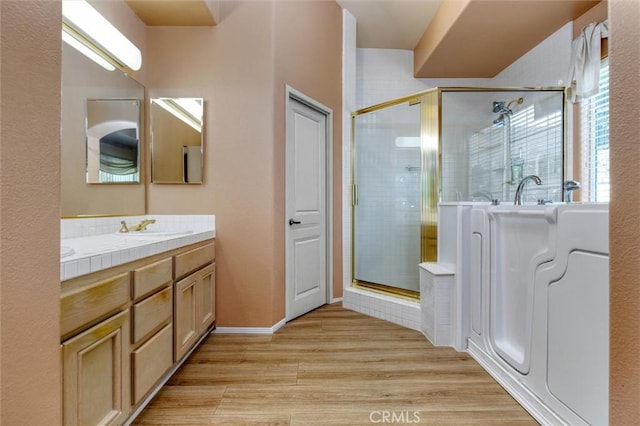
[174,243,215,279]
[132,257,172,301]
[132,286,172,344]
[131,323,173,405]
[61,272,129,337]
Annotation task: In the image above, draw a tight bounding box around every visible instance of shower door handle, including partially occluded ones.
[289,219,301,226]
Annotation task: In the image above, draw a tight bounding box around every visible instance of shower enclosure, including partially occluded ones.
[352,87,565,298]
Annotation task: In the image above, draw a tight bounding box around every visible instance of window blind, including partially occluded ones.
[467,99,564,202]
[580,58,610,202]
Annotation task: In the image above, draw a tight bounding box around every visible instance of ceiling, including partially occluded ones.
[125,0,218,26]
[335,0,441,49]
[125,0,602,78]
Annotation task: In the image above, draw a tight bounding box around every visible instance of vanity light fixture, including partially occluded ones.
[62,0,142,71]
[62,30,115,71]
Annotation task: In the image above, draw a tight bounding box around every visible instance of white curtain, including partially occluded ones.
[567,20,609,103]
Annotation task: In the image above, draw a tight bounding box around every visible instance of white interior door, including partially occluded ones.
[286,93,329,321]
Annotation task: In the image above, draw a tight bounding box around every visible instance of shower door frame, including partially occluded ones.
[350,87,567,299]
[350,89,439,299]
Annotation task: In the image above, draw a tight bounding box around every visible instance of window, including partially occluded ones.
[580,58,610,202]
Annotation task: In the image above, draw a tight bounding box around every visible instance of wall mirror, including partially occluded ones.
[61,42,145,216]
[150,97,204,184]
[86,99,141,184]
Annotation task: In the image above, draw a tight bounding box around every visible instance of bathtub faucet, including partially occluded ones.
[514,175,542,205]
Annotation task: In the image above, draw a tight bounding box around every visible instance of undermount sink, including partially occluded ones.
[61,245,75,258]
[115,230,194,238]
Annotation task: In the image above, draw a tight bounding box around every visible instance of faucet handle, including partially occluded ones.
[119,221,129,233]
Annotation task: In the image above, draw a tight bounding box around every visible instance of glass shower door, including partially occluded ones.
[353,102,421,293]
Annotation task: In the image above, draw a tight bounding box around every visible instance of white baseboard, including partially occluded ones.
[214,318,286,334]
[330,297,343,304]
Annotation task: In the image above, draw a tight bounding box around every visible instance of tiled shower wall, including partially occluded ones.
[353,104,421,292]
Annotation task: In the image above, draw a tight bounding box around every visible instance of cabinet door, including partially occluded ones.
[174,274,198,361]
[63,310,130,426]
[131,323,173,405]
[198,263,216,332]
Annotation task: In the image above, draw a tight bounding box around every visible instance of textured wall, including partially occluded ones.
[0,1,62,423]
[273,0,344,319]
[609,0,640,423]
[147,0,343,326]
[147,3,276,326]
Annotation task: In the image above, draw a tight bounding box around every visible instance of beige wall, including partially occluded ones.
[0,1,62,423]
[146,1,343,326]
[273,0,344,320]
[146,2,277,326]
[609,0,640,423]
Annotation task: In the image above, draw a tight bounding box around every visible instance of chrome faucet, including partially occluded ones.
[563,180,581,203]
[514,175,542,205]
[132,219,156,232]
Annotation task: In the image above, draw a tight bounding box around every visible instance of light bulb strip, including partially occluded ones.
[63,24,122,71]
[62,0,142,71]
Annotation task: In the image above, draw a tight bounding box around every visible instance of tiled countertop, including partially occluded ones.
[61,215,214,281]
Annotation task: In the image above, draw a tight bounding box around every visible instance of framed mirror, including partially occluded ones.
[150,97,204,184]
[86,99,141,183]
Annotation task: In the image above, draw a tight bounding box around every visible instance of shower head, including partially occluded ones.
[507,97,524,110]
[493,97,524,116]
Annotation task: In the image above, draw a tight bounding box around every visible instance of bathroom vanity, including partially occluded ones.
[60,215,215,425]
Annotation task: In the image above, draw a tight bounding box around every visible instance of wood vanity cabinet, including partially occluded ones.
[60,272,131,426]
[62,309,130,426]
[61,239,215,426]
[130,258,173,405]
[174,243,216,360]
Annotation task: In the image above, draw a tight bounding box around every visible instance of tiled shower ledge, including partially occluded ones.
[61,215,215,282]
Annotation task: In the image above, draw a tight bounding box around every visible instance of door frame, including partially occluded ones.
[284,85,334,321]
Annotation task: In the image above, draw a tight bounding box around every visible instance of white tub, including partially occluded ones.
[467,203,608,425]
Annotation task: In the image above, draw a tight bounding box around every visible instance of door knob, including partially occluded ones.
[289,219,301,226]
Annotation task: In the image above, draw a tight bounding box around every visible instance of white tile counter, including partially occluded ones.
[61,215,215,281]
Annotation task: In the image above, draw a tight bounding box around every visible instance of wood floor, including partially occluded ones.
[134,303,537,425]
